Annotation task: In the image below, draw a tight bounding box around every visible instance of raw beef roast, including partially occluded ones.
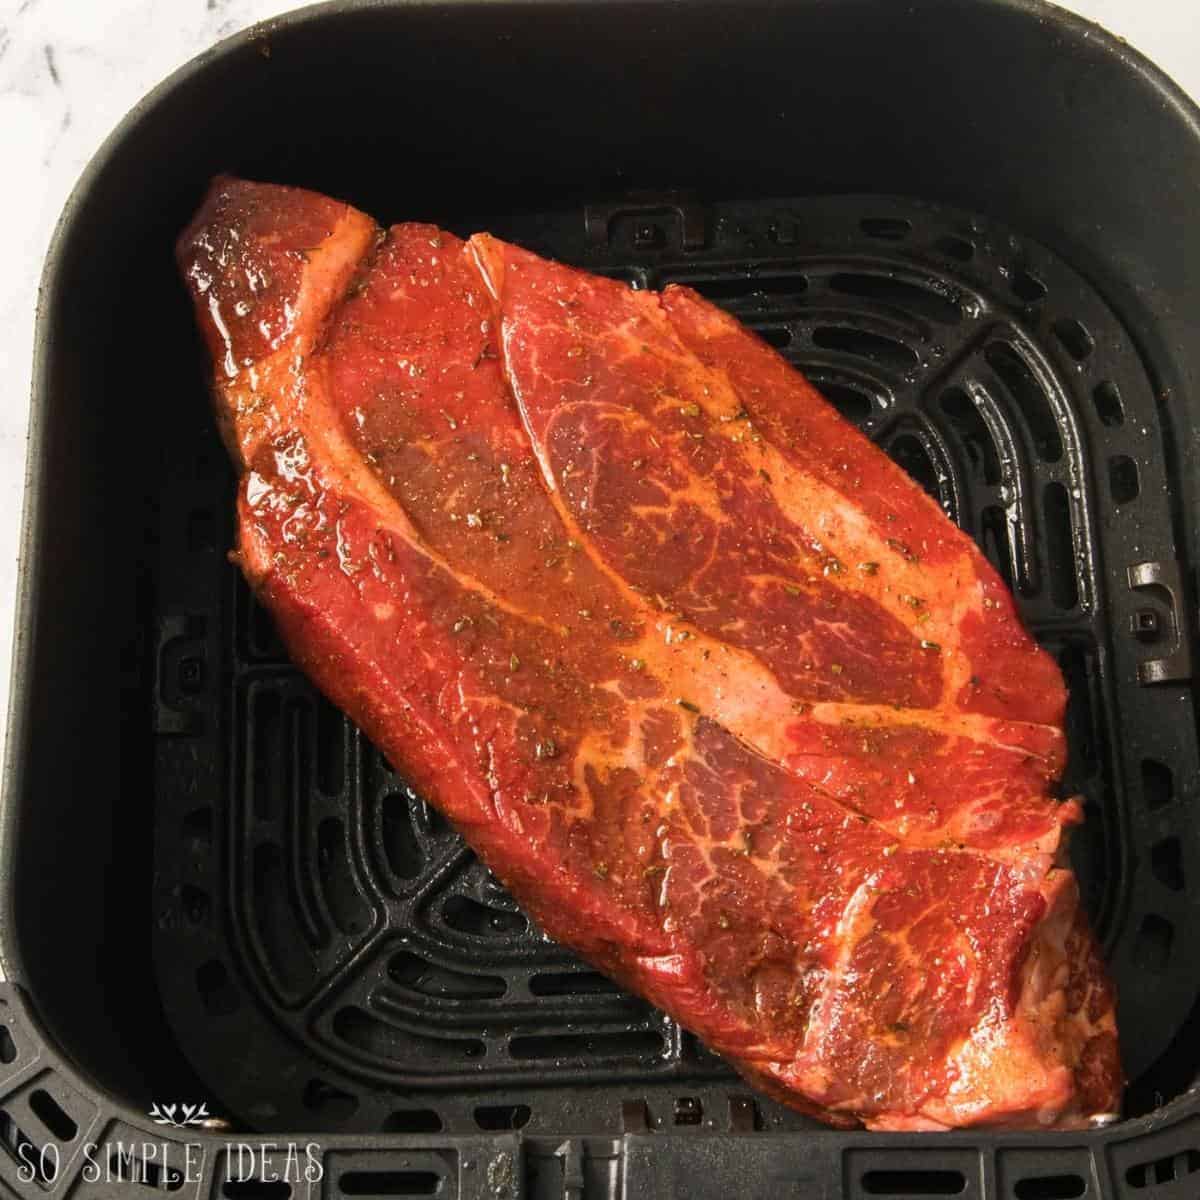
[178,177,1120,1130]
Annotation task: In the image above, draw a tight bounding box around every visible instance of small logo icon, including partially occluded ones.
[148,1102,212,1128]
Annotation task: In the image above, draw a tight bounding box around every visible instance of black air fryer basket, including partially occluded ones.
[7,1,1200,1196]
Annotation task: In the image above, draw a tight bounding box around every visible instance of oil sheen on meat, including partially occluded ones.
[178,177,1121,1130]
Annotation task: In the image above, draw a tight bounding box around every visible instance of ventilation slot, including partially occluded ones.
[1043,482,1079,610]
[684,273,808,302]
[1011,268,1048,303]
[248,596,286,660]
[861,1169,966,1195]
[251,690,282,820]
[222,1180,291,1200]
[28,1091,76,1142]
[417,799,450,839]
[728,1095,763,1131]
[529,971,622,996]
[0,1026,16,1065]
[1126,1149,1200,1189]
[1109,455,1140,504]
[333,1006,485,1062]
[817,381,874,423]
[888,434,941,502]
[252,842,318,995]
[0,1113,54,1188]
[827,273,963,324]
[594,266,645,287]
[1093,381,1124,427]
[316,697,346,795]
[673,1096,703,1125]
[934,235,974,262]
[1151,838,1184,892]
[812,327,919,371]
[860,216,911,240]
[441,896,528,938]
[985,342,1062,461]
[338,1171,441,1190]
[339,1171,439,1196]
[381,1110,442,1133]
[381,794,423,881]
[1133,914,1174,972]
[388,950,506,1000]
[940,387,1001,484]
[508,1031,662,1060]
[317,818,371,937]
[981,506,1016,592]
[753,325,792,349]
[183,806,213,854]
[197,959,240,1017]
[1053,317,1094,362]
[1014,1176,1086,1200]
[175,884,208,928]
[112,1146,185,1191]
[302,1078,359,1122]
[474,1104,531,1131]
[284,705,311,930]
[1054,644,1107,914]
[1142,758,1175,810]
[1057,644,1099,777]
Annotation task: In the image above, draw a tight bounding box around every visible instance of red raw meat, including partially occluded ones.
[178,177,1120,1130]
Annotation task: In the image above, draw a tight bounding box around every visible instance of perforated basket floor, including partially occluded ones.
[152,193,1200,1141]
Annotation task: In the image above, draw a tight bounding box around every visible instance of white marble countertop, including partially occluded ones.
[0,0,1197,757]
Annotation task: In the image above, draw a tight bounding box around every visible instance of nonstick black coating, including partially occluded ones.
[152,191,1193,1136]
[8,1,1200,1195]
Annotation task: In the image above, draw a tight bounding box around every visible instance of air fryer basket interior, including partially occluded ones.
[9,0,1200,1158]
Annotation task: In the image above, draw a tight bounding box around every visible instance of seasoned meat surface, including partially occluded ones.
[178,177,1120,1130]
